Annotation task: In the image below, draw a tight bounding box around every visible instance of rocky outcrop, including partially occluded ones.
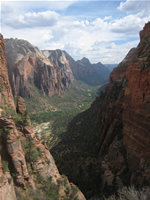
[42,49,74,83]
[4,39,74,98]
[1,35,85,200]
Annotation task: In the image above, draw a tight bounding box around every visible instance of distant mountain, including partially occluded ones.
[4,39,74,98]
[104,64,118,72]
[75,57,109,86]
[4,38,109,99]
[92,62,110,79]
[43,52,110,86]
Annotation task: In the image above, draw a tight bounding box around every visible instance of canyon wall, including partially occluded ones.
[0,34,85,200]
[51,22,150,198]
[4,39,74,98]
[98,22,150,189]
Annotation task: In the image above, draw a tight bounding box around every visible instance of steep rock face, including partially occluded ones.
[0,35,15,109]
[42,49,74,83]
[0,35,85,200]
[123,22,150,185]
[0,34,17,200]
[98,22,150,189]
[4,39,74,98]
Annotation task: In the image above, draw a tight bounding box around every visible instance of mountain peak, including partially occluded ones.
[80,57,91,65]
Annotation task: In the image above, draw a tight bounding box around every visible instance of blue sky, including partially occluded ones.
[1,0,150,64]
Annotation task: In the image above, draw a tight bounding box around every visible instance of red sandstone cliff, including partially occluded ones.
[123,22,150,184]
[97,22,150,189]
[0,35,85,200]
[4,39,74,98]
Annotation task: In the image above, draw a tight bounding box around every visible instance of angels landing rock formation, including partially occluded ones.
[0,34,85,200]
[4,38,74,98]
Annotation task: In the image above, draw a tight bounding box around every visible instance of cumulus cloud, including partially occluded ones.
[111,14,143,35]
[118,0,150,13]
[1,0,150,64]
[1,0,75,11]
[2,10,59,28]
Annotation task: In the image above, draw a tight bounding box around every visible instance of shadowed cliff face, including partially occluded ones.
[97,22,150,189]
[123,22,150,184]
[0,35,85,200]
[4,39,74,98]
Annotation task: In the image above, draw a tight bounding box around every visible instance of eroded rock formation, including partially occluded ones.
[4,39,74,98]
[4,38,109,100]
[0,34,85,200]
[97,22,150,190]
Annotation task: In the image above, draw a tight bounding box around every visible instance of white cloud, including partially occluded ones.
[2,10,59,28]
[111,14,143,35]
[1,0,150,64]
[118,0,150,13]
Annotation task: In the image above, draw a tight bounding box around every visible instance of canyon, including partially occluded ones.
[0,22,150,200]
[51,22,150,198]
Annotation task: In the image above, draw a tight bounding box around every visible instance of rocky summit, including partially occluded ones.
[0,34,85,200]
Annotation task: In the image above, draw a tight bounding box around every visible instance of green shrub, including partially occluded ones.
[57,176,67,187]
[24,138,38,163]
[2,160,8,173]
[12,172,19,178]
[104,186,150,200]
[0,177,4,183]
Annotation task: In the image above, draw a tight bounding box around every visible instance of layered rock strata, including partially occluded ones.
[4,39,74,98]
[97,22,150,189]
[0,34,85,200]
